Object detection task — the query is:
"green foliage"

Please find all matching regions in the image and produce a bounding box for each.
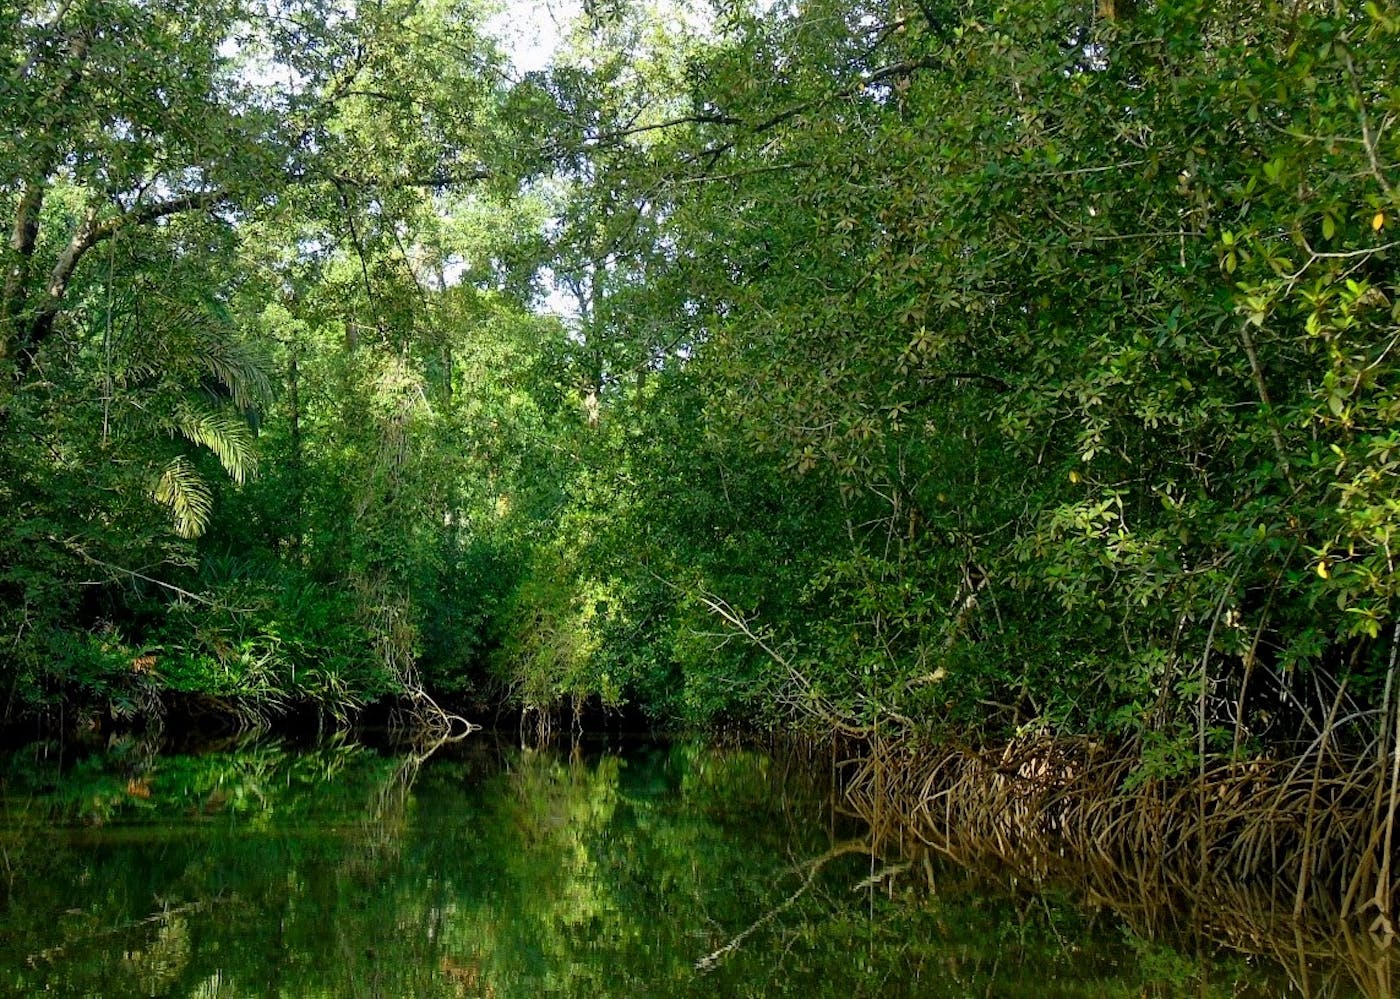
[5,0,1400,750]
[540,0,1400,746]
[0,0,518,726]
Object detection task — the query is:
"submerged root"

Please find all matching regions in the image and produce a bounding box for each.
[844,735,1400,994]
[386,687,479,744]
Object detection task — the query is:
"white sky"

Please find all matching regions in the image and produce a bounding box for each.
[485,0,582,75]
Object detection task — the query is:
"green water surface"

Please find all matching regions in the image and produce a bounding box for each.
[0,736,1350,997]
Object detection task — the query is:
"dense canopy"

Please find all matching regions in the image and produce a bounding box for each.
[2,0,1398,769]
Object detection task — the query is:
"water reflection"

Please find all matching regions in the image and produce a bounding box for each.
[0,735,1351,996]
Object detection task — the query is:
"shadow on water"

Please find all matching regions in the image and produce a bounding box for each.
[0,732,1386,996]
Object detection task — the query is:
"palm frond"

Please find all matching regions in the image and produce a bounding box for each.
[120,299,275,410]
[173,404,258,484]
[201,336,275,411]
[154,456,214,539]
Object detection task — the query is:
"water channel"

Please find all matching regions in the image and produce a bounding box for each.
[0,735,1384,996]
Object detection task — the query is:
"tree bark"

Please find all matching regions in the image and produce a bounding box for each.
[1098,0,1135,22]
[0,181,46,360]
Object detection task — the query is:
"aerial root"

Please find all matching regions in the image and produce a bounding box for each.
[844,734,1400,938]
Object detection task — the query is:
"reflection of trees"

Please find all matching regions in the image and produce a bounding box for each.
[0,737,1324,997]
[694,838,870,972]
[416,739,853,997]
[341,736,443,879]
[1,737,405,995]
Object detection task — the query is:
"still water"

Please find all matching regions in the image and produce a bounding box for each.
[0,735,1350,996]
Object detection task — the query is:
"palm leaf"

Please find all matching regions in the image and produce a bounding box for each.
[199,336,275,411]
[119,299,275,411]
[173,404,258,484]
[154,456,214,539]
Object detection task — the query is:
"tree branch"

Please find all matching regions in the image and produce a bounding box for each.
[686,58,941,173]
[1,26,91,347]
[19,189,232,365]
[586,112,742,146]
[324,166,493,190]
[0,182,46,342]
[12,157,492,376]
